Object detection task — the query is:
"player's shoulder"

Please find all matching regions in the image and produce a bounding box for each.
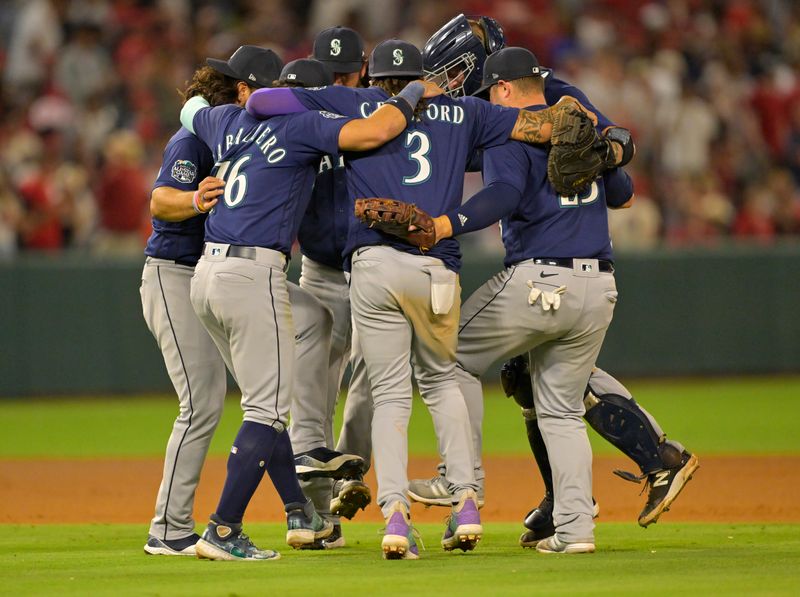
[166,127,210,156]
[544,74,575,90]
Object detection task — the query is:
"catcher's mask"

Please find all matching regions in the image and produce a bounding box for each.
[422,14,506,98]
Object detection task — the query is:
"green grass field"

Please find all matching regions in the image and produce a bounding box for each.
[1,378,799,458]
[2,378,799,594]
[1,523,799,596]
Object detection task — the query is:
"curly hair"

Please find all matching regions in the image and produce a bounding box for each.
[179,66,238,107]
[369,78,428,120]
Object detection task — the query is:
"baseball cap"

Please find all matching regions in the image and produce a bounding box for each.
[313,26,365,73]
[279,59,334,87]
[206,45,284,89]
[369,39,423,78]
[472,47,551,96]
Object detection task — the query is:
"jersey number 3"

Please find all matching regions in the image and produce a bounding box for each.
[403,131,431,185]
[215,155,251,208]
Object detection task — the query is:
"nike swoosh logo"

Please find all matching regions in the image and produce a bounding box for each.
[540,272,559,278]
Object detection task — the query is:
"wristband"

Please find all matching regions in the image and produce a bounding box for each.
[385,81,425,125]
[604,126,634,167]
[192,190,206,214]
[384,96,414,125]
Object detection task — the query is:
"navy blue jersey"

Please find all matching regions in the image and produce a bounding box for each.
[188,104,350,254]
[484,104,620,267]
[289,86,519,271]
[545,75,615,129]
[144,128,215,264]
[297,153,349,270]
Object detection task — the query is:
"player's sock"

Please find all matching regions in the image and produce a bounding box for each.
[214,421,279,524]
[525,417,554,495]
[266,429,307,506]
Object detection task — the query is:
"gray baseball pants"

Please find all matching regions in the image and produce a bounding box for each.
[291,256,349,520]
[456,259,617,543]
[141,257,227,541]
[336,321,373,465]
[190,244,295,429]
[350,246,478,517]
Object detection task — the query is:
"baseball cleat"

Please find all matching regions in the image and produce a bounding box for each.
[296,522,346,550]
[330,477,372,519]
[637,452,700,527]
[381,502,420,560]
[535,535,595,554]
[520,495,600,547]
[143,533,200,556]
[407,475,485,508]
[195,520,280,561]
[285,503,334,549]
[294,447,365,481]
[441,489,482,552]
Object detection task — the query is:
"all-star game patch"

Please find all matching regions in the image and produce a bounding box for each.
[171,159,197,184]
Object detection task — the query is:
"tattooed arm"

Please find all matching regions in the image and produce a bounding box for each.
[510,96,597,144]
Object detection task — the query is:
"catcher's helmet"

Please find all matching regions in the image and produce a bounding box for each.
[422,14,506,97]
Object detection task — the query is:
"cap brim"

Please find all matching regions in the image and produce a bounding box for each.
[206,57,274,88]
[206,58,239,79]
[369,70,423,78]
[472,79,495,96]
[318,58,363,73]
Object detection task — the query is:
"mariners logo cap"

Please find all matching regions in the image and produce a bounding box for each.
[279,59,334,87]
[369,39,423,78]
[206,45,284,89]
[472,47,551,96]
[313,26,365,73]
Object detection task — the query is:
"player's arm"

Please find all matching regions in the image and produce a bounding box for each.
[428,143,530,240]
[337,82,430,151]
[150,177,224,222]
[509,96,598,144]
[246,80,442,120]
[604,167,635,209]
[180,96,211,135]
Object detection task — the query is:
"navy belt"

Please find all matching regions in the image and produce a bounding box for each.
[226,245,258,260]
[203,243,290,270]
[533,258,614,273]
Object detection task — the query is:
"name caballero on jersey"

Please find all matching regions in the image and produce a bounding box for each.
[215,124,288,164]
[359,101,464,124]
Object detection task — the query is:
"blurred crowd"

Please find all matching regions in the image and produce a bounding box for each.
[1,0,799,259]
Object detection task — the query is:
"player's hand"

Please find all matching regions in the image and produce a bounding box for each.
[554,96,598,126]
[417,79,445,98]
[196,176,225,211]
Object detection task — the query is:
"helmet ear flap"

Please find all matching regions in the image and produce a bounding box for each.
[478,16,506,55]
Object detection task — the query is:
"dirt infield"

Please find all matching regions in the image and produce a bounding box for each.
[1,455,798,525]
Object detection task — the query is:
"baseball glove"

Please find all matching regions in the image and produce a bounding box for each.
[547,105,616,196]
[354,198,436,250]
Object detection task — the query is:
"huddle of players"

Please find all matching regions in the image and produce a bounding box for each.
[141,14,698,561]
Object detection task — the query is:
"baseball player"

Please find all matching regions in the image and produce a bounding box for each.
[180,48,427,561]
[142,45,346,558]
[140,59,232,557]
[246,39,596,559]
[287,28,374,549]
[313,26,378,530]
[501,358,699,545]
[412,46,631,553]
[410,14,698,536]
